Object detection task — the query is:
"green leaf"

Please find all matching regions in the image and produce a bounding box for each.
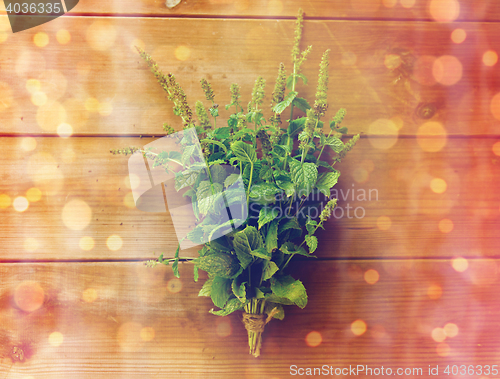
[315,170,340,197]
[196,181,223,215]
[214,127,231,139]
[289,160,318,197]
[276,179,295,197]
[174,166,203,191]
[272,91,297,114]
[233,226,262,269]
[209,164,227,184]
[317,160,336,171]
[264,302,284,320]
[281,242,310,258]
[224,173,241,188]
[306,218,318,234]
[264,293,295,306]
[198,278,213,297]
[292,97,311,113]
[249,183,281,204]
[231,141,257,163]
[194,252,240,278]
[262,261,279,281]
[251,247,271,260]
[296,73,308,85]
[278,218,302,235]
[172,242,181,278]
[337,127,348,134]
[211,276,232,309]
[265,219,279,253]
[207,219,244,242]
[305,235,318,254]
[287,117,306,137]
[210,298,244,316]
[232,279,247,302]
[259,165,273,180]
[271,275,308,309]
[194,265,199,282]
[325,136,345,153]
[258,206,280,229]
[202,139,228,153]
[181,145,196,165]
[255,287,266,299]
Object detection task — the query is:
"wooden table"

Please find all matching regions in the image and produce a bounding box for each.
[1,0,500,377]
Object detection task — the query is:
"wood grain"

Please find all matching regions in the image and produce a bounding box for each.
[0,136,498,261]
[1,0,498,22]
[1,18,500,136]
[0,260,498,378]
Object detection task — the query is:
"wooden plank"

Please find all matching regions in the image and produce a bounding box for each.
[1,0,499,22]
[0,136,499,260]
[1,17,500,136]
[0,259,499,377]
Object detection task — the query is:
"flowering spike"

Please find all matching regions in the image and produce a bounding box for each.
[314,49,330,118]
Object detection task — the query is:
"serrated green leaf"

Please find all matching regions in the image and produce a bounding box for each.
[337,127,348,134]
[272,91,297,114]
[181,145,196,165]
[174,166,203,191]
[292,97,311,113]
[265,219,279,253]
[271,275,308,309]
[289,160,318,197]
[316,170,340,197]
[198,278,213,297]
[232,280,247,302]
[258,206,280,229]
[231,141,257,163]
[278,218,302,235]
[287,117,306,137]
[194,252,240,278]
[280,241,310,257]
[259,165,273,180]
[209,164,227,184]
[249,183,281,204]
[264,302,284,320]
[251,247,271,260]
[325,136,345,153]
[276,179,295,197]
[210,297,244,316]
[317,160,335,171]
[233,226,261,269]
[211,276,232,308]
[262,260,279,281]
[305,235,318,254]
[306,219,318,234]
[196,181,223,215]
[214,127,231,139]
[201,139,227,153]
[264,293,295,306]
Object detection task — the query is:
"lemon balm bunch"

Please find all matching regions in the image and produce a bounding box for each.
[113,9,359,357]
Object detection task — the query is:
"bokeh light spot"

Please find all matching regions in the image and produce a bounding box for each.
[62,199,92,230]
[33,32,49,47]
[383,0,397,8]
[430,177,447,193]
[140,327,155,341]
[86,20,117,51]
[417,121,447,152]
[57,123,73,138]
[174,45,191,61]
[368,118,399,150]
[126,174,141,190]
[364,269,379,285]
[14,281,44,312]
[117,322,143,352]
[0,194,11,209]
[376,216,391,231]
[82,288,97,303]
[451,28,466,44]
[48,332,64,347]
[444,323,458,338]
[431,327,446,342]
[351,320,367,336]
[23,237,39,252]
[427,284,442,299]
[452,257,468,272]
[436,342,450,356]
[36,101,66,132]
[31,91,48,106]
[13,196,29,212]
[107,235,123,251]
[98,101,113,116]
[432,55,462,86]
[483,50,498,67]
[0,81,13,112]
[429,0,460,22]
[166,278,183,294]
[267,0,283,14]
[438,218,454,233]
[26,78,41,94]
[305,331,322,347]
[56,29,71,45]
[79,236,95,251]
[400,0,416,8]
[413,55,437,86]
[21,137,37,151]
[85,97,100,112]
[216,319,232,337]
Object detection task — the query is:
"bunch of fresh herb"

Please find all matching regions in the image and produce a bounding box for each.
[114,9,359,357]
